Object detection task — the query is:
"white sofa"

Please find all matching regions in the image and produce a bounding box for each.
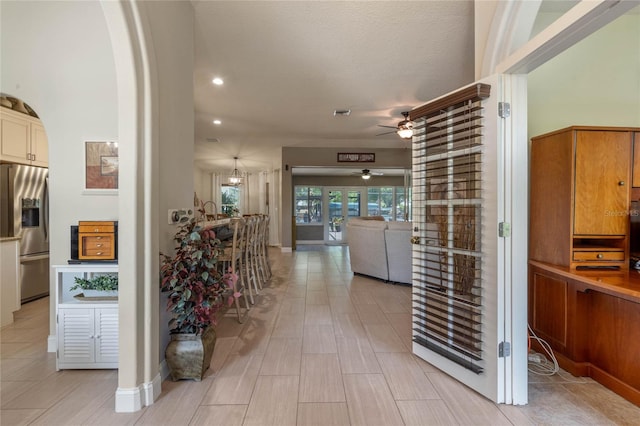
[346,217,412,284]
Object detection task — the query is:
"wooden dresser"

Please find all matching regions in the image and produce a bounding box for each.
[78,221,116,260]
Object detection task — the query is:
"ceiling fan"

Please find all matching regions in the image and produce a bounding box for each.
[352,169,383,180]
[376,111,414,139]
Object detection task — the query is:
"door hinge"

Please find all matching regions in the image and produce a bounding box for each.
[498,102,510,118]
[499,222,511,237]
[499,341,511,358]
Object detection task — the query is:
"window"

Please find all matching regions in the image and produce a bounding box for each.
[295,186,322,223]
[221,185,240,216]
[367,187,411,221]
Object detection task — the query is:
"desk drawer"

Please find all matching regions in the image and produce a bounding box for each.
[572,250,624,262]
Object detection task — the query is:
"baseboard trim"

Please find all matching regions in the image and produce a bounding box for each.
[281,247,292,253]
[142,373,163,406]
[47,335,56,353]
[115,372,164,412]
[115,386,143,413]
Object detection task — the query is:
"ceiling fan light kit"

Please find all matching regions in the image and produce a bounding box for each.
[353,169,382,180]
[396,112,414,139]
[376,111,414,139]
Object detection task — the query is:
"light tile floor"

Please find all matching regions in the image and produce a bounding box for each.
[2,245,639,425]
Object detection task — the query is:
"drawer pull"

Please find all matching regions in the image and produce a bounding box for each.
[618,181,625,186]
[96,236,102,240]
[96,244,102,247]
[96,252,103,255]
[597,253,603,259]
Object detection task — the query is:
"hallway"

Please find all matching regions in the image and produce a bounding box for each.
[1,246,639,425]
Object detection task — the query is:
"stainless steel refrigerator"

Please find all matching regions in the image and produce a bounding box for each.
[1,164,49,303]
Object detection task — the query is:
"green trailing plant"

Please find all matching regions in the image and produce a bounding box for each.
[160,219,239,335]
[70,274,118,291]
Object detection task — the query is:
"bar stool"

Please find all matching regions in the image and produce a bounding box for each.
[241,215,260,303]
[254,215,271,284]
[250,215,266,290]
[217,218,250,322]
[259,214,272,280]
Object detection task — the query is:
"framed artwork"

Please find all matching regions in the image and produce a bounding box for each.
[85,141,118,190]
[337,152,375,163]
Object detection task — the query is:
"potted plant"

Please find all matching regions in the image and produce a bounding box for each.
[160,218,238,381]
[70,274,118,298]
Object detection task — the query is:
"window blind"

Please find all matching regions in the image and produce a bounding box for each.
[411,84,490,374]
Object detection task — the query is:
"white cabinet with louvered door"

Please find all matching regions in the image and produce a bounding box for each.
[54,264,118,370]
[57,306,118,369]
[94,308,118,364]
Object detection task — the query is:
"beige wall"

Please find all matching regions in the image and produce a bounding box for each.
[528,12,640,139]
[145,0,195,357]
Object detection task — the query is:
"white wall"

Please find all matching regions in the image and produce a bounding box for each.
[193,166,212,205]
[1,1,119,337]
[144,0,195,359]
[528,13,640,138]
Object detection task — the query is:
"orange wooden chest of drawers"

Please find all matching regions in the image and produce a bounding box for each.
[78,221,116,260]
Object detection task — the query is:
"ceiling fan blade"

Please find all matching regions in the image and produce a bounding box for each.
[376,130,396,136]
[377,124,398,129]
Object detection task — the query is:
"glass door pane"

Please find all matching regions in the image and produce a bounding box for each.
[327,190,343,243]
[326,188,362,244]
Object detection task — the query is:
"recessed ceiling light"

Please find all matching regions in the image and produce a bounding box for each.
[212,77,224,85]
[333,109,351,116]
[213,119,222,125]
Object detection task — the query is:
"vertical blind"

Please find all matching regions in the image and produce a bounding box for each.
[411,84,490,374]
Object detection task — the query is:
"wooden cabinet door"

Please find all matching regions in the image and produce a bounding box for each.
[0,113,30,164]
[30,122,48,167]
[574,130,630,235]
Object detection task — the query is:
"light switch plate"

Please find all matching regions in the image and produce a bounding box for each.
[168,208,193,225]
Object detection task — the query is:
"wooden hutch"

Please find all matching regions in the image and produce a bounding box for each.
[529,126,640,405]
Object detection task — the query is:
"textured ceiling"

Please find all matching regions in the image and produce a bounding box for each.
[192,1,475,173]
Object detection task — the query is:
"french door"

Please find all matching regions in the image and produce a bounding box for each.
[411,74,528,404]
[325,188,362,244]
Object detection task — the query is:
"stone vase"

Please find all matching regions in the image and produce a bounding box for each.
[165,327,217,381]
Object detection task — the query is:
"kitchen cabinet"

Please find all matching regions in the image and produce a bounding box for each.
[54,264,118,369]
[0,238,21,327]
[0,107,48,166]
[530,126,635,269]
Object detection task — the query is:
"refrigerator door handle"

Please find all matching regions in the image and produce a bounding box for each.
[43,176,49,242]
[21,253,50,262]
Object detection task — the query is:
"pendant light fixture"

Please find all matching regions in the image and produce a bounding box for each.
[228,156,243,186]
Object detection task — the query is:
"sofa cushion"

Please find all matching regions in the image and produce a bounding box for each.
[387,221,412,231]
[385,226,412,284]
[348,219,388,230]
[346,219,389,281]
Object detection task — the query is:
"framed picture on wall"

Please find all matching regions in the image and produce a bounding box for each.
[85,141,118,191]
